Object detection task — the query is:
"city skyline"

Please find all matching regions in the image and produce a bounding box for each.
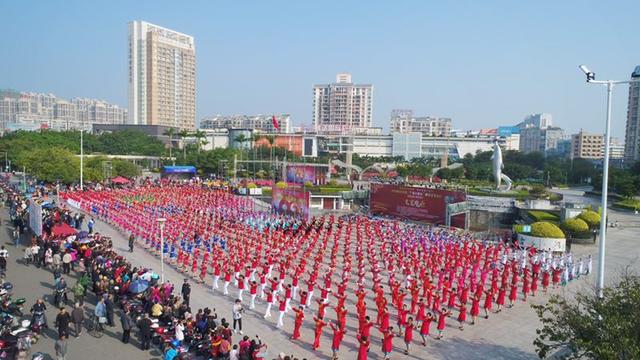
[1,1,638,138]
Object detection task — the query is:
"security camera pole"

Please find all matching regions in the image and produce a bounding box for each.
[578,65,640,298]
[157,217,167,283]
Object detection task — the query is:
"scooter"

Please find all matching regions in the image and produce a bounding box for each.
[53,289,66,308]
[1,298,25,317]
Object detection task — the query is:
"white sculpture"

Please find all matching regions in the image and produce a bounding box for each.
[491,140,512,192]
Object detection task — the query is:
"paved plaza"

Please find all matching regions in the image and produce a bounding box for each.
[2,189,640,360]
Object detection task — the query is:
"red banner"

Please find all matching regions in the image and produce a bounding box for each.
[369,184,466,226]
[272,186,310,219]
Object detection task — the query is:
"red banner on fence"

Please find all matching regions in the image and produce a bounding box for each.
[369,184,466,226]
[272,186,310,219]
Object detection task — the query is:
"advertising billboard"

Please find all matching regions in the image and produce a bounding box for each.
[369,184,466,227]
[272,186,310,219]
[286,165,327,185]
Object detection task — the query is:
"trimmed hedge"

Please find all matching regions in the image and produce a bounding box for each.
[530,221,565,239]
[561,218,589,235]
[528,210,560,222]
[275,181,288,189]
[578,210,601,229]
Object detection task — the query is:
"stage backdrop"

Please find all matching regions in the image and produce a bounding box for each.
[272,186,310,219]
[286,165,327,185]
[369,184,466,227]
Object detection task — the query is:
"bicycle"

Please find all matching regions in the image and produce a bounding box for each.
[87,316,104,338]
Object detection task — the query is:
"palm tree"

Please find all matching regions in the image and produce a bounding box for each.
[265,135,276,181]
[193,130,206,154]
[250,133,263,177]
[179,129,190,161]
[163,128,176,165]
[234,134,248,165]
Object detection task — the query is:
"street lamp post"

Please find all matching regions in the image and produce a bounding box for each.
[157,217,167,283]
[80,124,84,190]
[578,65,640,297]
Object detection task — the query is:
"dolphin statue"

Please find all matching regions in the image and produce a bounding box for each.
[491,140,512,192]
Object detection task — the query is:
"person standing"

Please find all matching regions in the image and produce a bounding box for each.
[232,299,244,334]
[71,303,84,338]
[87,218,95,234]
[94,297,106,331]
[72,281,85,306]
[105,294,115,327]
[138,313,153,350]
[55,335,67,360]
[0,249,7,277]
[128,234,135,253]
[55,307,71,339]
[181,279,191,307]
[120,308,133,344]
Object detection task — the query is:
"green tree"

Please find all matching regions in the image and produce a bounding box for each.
[113,159,141,178]
[178,129,190,160]
[532,271,640,359]
[17,147,79,183]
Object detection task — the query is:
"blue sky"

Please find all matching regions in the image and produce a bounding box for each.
[1,0,638,138]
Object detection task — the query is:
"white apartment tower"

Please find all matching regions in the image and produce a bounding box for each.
[128,21,196,130]
[624,66,640,162]
[313,73,373,134]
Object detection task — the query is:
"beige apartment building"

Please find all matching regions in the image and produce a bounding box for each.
[571,130,603,159]
[128,21,196,130]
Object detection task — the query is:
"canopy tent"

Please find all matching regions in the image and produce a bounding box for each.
[111,176,131,185]
[51,223,77,238]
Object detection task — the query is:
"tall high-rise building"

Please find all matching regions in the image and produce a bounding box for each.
[312,73,373,134]
[128,21,196,130]
[624,66,640,163]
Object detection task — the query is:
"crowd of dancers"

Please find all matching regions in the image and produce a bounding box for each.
[62,184,591,359]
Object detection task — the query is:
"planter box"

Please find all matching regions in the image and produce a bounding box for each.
[518,233,566,252]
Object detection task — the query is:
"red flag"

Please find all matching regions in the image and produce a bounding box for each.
[272,115,279,131]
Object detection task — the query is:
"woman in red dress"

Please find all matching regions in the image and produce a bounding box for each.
[419,311,434,346]
[457,301,467,330]
[522,272,531,301]
[542,268,551,293]
[508,283,518,308]
[436,308,450,339]
[404,317,414,354]
[531,271,539,297]
[357,335,369,360]
[496,285,507,313]
[470,293,481,325]
[483,288,494,318]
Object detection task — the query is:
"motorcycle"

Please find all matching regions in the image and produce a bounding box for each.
[30,311,45,336]
[0,320,34,359]
[1,298,25,317]
[53,289,66,308]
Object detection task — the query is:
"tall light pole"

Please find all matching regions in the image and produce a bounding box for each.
[157,217,167,283]
[578,65,640,297]
[80,124,84,190]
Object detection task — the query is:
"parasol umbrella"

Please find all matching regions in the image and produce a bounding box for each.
[51,223,77,238]
[78,238,92,244]
[129,280,149,294]
[111,176,131,185]
[77,231,89,239]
